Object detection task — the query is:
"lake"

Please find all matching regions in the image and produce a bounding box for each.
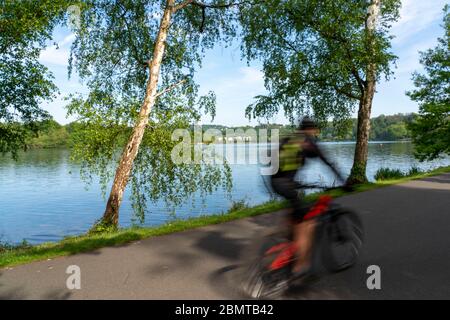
[1,141,448,244]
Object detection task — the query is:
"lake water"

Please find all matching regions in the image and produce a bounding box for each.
[1,142,449,244]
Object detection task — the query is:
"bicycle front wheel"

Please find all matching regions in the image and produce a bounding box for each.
[239,236,292,299]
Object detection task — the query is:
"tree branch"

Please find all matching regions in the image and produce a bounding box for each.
[172,0,252,12]
[155,79,187,98]
[332,84,361,100]
[172,0,194,12]
[296,77,361,100]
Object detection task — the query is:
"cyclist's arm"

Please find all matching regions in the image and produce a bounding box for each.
[319,152,345,183]
[303,138,346,183]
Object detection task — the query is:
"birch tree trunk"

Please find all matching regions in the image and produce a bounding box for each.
[348,0,380,185]
[101,0,175,227]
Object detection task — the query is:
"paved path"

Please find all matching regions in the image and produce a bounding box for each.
[1,174,449,299]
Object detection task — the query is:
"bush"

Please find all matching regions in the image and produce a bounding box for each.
[88,219,119,235]
[374,168,405,181]
[228,199,249,213]
[375,166,425,181]
[407,166,423,176]
[0,239,32,253]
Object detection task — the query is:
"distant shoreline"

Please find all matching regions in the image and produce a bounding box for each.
[23,139,413,150]
[22,113,415,149]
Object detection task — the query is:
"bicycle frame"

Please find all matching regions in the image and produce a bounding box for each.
[264,195,334,271]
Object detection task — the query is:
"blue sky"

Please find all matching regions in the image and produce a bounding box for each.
[39,0,448,126]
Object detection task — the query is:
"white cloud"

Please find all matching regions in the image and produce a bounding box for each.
[391,0,446,44]
[39,33,75,66]
[211,67,264,95]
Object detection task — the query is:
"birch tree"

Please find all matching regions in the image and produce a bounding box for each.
[68,0,243,229]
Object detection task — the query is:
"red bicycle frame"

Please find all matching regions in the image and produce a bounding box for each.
[265,195,333,271]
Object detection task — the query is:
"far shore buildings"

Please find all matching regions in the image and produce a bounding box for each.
[214,136,253,143]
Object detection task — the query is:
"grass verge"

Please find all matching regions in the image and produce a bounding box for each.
[1,165,449,268]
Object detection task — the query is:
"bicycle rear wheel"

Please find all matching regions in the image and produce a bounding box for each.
[322,209,364,272]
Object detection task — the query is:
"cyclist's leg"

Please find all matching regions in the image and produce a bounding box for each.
[270,177,297,237]
[291,196,317,275]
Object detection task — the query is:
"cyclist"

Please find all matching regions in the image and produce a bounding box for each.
[271,117,346,280]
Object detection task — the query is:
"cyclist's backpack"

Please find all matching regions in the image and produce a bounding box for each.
[278,134,304,173]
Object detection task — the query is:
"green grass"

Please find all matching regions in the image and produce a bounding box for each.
[1,165,449,268]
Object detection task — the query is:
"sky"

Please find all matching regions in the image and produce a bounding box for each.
[39,0,448,127]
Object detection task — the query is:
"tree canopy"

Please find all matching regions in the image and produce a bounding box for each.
[0,0,71,159]
[239,0,399,124]
[238,0,400,184]
[407,5,450,161]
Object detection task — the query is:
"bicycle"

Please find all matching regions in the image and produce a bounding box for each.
[239,184,364,299]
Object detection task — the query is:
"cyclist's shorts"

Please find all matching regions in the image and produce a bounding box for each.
[271,177,307,223]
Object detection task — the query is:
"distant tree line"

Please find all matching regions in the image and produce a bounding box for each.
[201,113,415,142]
[22,113,415,149]
[320,113,414,141]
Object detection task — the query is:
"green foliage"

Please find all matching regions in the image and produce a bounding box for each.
[25,120,70,148]
[374,166,424,181]
[407,6,450,161]
[239,0,400,184]
[0,239,32,254]
[0,0,74,159]
[320,113,414,141]
[88,219,119,235]
[407,166,423,176]
[228,198,249,212]
[239,0,400,124]
[66,1,238,222]
[407,5,450,161]
[374,167,403,181]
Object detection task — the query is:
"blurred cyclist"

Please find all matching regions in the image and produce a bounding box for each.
[271,117,346,279]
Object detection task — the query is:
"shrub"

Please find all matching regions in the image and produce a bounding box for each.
[407,166,423,176]
[375,166,425,181]
[374,167,405,181]
[0,239,32,253]
[228,199,249,213]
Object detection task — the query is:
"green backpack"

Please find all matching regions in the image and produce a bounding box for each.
[279,135,304,173]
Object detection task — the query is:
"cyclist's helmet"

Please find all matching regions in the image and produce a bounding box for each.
[298,116,318,131]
